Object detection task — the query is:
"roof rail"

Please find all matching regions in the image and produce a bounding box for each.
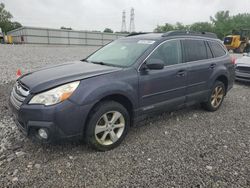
[126,32,150,37]
[162,30,218,39]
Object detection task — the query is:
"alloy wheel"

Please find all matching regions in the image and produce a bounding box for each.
[211,86,224,108]
[95,111,125,146]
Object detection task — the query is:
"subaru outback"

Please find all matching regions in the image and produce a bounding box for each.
[9,31,235,151]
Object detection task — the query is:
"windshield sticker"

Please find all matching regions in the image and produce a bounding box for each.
[138,40,155,45]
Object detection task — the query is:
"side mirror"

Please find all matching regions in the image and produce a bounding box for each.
[145,59,164,70]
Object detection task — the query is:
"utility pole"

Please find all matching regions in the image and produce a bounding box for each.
[121,10,127,32]
[129,8,135,33]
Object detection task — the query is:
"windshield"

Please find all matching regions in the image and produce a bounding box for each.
[87,39,155,67]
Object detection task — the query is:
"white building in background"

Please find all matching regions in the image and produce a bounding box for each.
[7,26,125,46]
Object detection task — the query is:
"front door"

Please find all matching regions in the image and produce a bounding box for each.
[138,39,187,113]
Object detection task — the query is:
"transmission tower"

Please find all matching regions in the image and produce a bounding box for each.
[121,10,127,32]
[129,8,135,33]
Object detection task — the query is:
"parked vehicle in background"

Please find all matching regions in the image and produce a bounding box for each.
[235,52,250,82]
[9,31,235,151]
[224,29,250,53]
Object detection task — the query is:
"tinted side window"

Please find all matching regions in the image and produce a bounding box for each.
[147,40,182,66]
[206,42,213,59]
[183,40,207,62]
[208,41,226,57]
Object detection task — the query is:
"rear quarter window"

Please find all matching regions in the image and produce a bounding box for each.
[208,41,226,58]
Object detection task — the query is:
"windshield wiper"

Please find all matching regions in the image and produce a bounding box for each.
[83,59,120,67]
[81,59,90,63]
[82,59,105,65]
[91,61,106,65]
[90,61,117,67]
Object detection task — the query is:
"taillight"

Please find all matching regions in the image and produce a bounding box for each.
[231,57,236,65]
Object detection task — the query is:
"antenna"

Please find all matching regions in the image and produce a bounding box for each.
[129,8,135,33]
[121,10,127,32]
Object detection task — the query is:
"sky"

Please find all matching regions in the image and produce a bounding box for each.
[2,0,250,32]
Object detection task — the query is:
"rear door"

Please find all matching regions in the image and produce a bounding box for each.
[182,39,215,104]
[138,39,187,113]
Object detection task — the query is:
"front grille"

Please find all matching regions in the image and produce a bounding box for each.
[236,66,250,74]
[10,81,30,110]
[224,37,233,45]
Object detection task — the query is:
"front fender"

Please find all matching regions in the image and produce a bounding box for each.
[70,69,139,109]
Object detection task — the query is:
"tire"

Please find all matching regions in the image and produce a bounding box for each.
[234,43,245,53]
[85,101,130,151]
[202,81,226,112]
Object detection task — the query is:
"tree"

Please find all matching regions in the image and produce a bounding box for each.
[175,22,187,30]
[0,3,12,22]
[190,22,214,33]
[210,10,232,39]
[230,13,250,31]
[154,23,174,32]
[103,28,113,33]
[154,11,250,40]
[154,22,189,33]
[0,3,22,33]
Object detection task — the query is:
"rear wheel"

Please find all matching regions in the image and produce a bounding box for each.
[85,101,130,151]
[234,43,245,53]
[202,81,225,111]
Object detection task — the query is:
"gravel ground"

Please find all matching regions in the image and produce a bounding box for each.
[0,44,249,187]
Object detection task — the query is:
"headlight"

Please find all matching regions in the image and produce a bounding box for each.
[29,81,80,106]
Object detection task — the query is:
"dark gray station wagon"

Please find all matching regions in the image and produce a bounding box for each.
[9,31,235,151]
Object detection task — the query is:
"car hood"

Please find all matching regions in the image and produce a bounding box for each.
[19,61,122,93]
[236,56,250,67]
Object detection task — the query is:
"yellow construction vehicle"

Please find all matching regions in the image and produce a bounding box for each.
[224,29,250,53]
[5,35,13,44]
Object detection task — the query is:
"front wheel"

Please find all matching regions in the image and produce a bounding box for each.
[202,81,225,111]
[85,101,130,151]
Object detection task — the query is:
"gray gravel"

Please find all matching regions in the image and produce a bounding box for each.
[0,44,250,187]
[0,44,98,84]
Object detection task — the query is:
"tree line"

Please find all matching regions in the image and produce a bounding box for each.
[154,11,250,39]
[0,3,22,33]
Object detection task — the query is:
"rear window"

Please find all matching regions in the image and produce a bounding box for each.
[208,41,226,58]
[182,40,208,62]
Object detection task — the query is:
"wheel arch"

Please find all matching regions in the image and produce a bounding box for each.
[84,93,135,135]
[98,94,134,120]
[215,75,228,93]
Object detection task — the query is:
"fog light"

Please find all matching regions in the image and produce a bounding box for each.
[38,128,48,139]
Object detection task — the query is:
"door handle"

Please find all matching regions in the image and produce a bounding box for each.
[176,70,186,77]
[210,63,216,69]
